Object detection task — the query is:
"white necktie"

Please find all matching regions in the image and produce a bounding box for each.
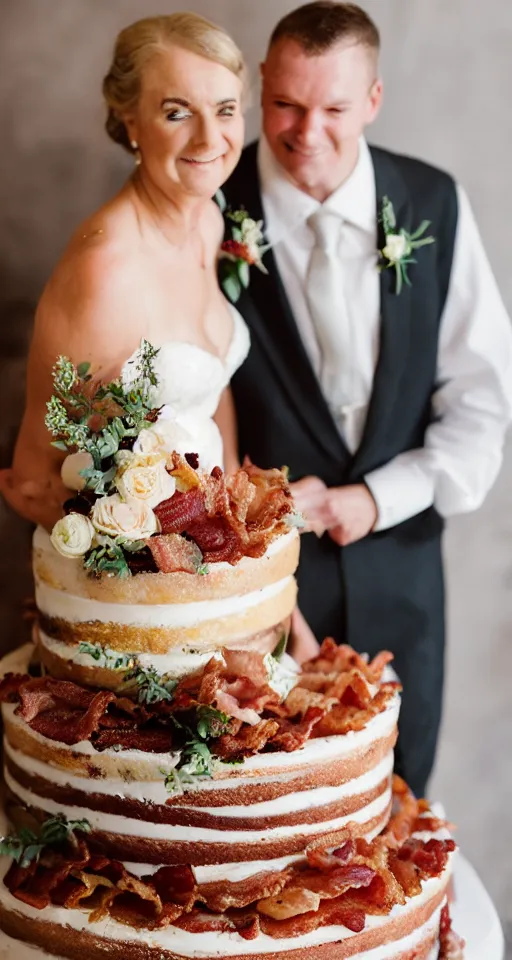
[306,210,353,406]
[305,211,365,449]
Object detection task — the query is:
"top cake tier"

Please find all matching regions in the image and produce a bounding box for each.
[33,525,299,689]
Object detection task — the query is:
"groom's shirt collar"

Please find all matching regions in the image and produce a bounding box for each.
[257,134,377,245]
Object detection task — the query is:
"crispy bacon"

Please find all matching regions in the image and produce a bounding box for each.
[20,683,116,746]
[151,865,196,910]
[382,775,420,849]
[197,869,292,913]
[396,838,456,878]
[5,840,191,931]
[187,517,245,564]
[293,864,377,900]
[268,706,325,752]
[154,488,206,534]
[213,719,280,760]
[18,677,99,721]
[174,907,262,940]
[193,653,280,726]
[439,903,465,959]
[306,837,357,872]
[93,727,173,753]
[258,897,366,938]
[147,534,203,574]
[303,640,393,686]
[313,683,398,738]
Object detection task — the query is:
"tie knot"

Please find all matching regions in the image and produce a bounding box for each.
[307,210,342,254]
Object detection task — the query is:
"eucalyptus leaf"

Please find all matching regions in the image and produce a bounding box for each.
[237,260,250,289]
[222,273,242,304]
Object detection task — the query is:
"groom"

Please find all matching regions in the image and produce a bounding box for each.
[223,1,512,797]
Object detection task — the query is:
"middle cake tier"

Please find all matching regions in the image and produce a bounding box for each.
[1,642,398,868]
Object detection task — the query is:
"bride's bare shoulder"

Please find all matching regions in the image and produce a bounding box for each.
[33,190,146,366]
[39,191,143,325]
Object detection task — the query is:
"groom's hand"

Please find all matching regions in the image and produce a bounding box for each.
[327,485,378,546]
[290,477,378,545]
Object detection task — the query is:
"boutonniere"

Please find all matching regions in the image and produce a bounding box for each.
[379,196,435,295]
[216,190,271,303]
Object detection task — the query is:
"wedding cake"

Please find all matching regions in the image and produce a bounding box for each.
[0,348,463,959]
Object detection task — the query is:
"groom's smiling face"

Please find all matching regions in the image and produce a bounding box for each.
[261,38,382,201]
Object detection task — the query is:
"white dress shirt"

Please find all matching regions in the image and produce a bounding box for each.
[258,135,512,531]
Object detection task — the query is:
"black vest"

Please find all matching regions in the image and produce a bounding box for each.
[223,142,458,657]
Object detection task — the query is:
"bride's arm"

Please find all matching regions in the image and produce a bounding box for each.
[0,248,142,531]
[214,386,240,475]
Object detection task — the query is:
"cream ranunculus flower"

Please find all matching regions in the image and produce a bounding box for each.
[382,233,409,263]
[91,494,158,540]
[115,451,176,509]
[133,409,193,459]
[51,513,95,558]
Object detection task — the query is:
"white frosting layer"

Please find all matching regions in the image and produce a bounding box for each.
[123,820,385,883]
[1,691,399,779]
[4,765,391,842]
[3,739,392,815]
[35,575,292,628]
[0,848,450,957]
[38,630,225,677]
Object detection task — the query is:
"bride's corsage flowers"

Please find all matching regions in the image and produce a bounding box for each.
[379,195,435,295]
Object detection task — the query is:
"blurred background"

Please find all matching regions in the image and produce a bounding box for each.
[0,0,511,943]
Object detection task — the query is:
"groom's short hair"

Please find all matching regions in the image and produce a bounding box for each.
[268,2,380,56]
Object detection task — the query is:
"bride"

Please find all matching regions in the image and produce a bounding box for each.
[0,12,318,662]
[0,13,248,532]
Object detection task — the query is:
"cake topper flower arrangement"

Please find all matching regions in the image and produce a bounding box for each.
[45,343,296,579]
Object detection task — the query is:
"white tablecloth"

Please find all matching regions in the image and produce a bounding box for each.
[451,854,505,960]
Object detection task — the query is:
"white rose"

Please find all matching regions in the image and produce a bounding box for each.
[60,451,94,491]
[382,233,409,263]
[133,412,192,458]
[115,452,176,508]
[241,217,264,260]
[91,494,158,540]
[51,513,95,558]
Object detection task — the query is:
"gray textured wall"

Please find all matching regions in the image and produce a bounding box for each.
[1,0,511,926]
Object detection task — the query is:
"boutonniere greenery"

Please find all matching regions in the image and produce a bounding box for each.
[216,190,270,303]
[379,196,435,295]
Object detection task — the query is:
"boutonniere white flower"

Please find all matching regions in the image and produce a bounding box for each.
[379,196,435,295]
[216,191,271,303]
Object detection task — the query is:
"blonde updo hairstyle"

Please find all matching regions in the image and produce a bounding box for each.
[103,13,246,154]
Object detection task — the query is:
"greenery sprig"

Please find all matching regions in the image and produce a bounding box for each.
[123,664,177,705]
[0,815,91,868]
[45,340,160,484]
[77,641,135,672]
[83,534,146,579]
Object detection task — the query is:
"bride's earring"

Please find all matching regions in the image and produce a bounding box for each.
[130,139,142,166]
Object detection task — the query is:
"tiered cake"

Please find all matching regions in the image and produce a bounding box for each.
[0,349,463,959]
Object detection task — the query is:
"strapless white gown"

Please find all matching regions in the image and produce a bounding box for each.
[121,304,250,473]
